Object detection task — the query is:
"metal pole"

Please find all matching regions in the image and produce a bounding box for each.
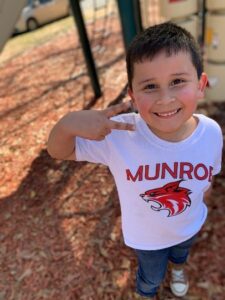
[69,0,102,99]
[133,0,143,33]
[116,0,143,50]
[201,0,206,47]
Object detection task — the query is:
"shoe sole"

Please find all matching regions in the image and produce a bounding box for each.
[170,282,189,297]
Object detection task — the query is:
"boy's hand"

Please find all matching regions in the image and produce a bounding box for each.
[71,101,135,141]
[47,102,135,160]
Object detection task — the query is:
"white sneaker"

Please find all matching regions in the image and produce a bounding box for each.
[170,268,189,297]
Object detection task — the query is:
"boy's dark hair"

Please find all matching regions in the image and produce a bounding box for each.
[126,22,203,89]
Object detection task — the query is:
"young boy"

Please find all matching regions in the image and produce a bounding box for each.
[47,22,223,299]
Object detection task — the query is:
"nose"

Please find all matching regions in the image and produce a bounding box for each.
[155,89,175,105]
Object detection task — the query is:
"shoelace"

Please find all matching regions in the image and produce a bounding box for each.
[171,269,186,283]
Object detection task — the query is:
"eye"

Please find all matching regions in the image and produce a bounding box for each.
[171,78,184,86]
[144,83,158,91]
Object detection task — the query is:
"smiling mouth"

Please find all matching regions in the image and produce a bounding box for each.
[154,108,181,117]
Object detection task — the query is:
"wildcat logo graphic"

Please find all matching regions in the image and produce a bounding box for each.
[140,180,191,217]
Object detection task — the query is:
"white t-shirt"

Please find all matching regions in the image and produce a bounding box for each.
[75,113,223,250]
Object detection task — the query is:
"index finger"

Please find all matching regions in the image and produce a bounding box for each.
[103,102,131,118]
[108,119,135,131]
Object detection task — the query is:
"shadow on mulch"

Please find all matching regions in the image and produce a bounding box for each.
[0,149,137,299]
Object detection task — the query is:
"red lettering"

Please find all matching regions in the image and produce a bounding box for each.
[126,163,212,182]
[161,162,178,179]
[208,166,213,182]
[180,162,193,179]
[194,163,208,180]
[145,164,160,180]
[126,166,143,182]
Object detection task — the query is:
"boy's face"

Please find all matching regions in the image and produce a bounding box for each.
[128,51,208,141]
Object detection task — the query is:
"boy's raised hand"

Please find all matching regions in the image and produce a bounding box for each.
[47,101,135,160]
[67,101,135,141]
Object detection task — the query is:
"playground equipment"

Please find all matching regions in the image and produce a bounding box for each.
[159,0,198,20]
[159,0,199,40]
[206,0,225,11]
[0,0,27,52]
[1,0,225,102]
[205,0,225,101]
[0,0,141,100]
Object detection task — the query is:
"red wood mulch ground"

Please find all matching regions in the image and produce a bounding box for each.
[0,14,225,300]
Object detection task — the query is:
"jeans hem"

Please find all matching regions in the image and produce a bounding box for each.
[136,290,157,298]
[169,257,188,264]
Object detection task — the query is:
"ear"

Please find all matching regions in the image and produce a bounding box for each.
[164,181,180,192]
[197,72,208,98]
[127,87,138,110]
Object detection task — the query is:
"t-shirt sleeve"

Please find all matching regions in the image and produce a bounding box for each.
[75,136,110,165]
[212,124,223,175]
[74,112,136,166]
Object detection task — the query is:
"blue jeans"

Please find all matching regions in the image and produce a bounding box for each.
[134,234,197,298]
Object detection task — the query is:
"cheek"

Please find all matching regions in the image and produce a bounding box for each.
[177,88,197,105]
[134,95,152,112]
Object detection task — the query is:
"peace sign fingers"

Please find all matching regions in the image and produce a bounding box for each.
[103,101,132,118]
[107,119,135,131]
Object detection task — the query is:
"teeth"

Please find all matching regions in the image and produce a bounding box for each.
[156,109,179,117]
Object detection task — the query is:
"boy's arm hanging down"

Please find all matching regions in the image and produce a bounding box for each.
[47,102,135,161]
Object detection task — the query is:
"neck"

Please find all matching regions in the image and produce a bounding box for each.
[149,116,198,142]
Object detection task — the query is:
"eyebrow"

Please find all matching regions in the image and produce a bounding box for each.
[138,78,155,85]
[138,72,189,85]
